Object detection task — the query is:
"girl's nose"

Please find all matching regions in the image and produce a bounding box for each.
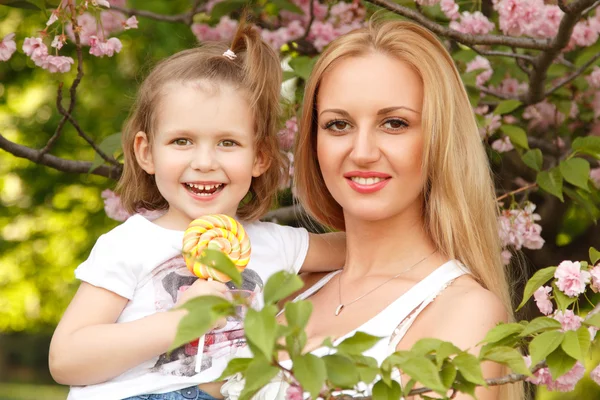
[189,146,218,172]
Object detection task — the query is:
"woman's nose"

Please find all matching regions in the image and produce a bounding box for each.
[349,128,380,166]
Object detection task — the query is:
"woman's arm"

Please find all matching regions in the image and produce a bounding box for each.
[300,232,346,272]
[49,279,226,386]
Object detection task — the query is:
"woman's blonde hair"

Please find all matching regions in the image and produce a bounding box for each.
[295,20,521,399]
[116,20,285,221]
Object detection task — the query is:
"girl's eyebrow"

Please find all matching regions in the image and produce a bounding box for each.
[319,106,420,117]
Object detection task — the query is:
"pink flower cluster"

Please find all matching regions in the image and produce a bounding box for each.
[591,264,600,292]
[475,106,501,138]
[466,56,492,87]
[0,33,17,62]
[101,189,164,222]
[525,356,585,392]
[523,100,565,131]
[440,0,459,20]
[489,78,528,97]
[554,261,591,297]
[89,35,123,57]
[192,16,238,42]
[286,383,303,400]
[450,11,495,35]
[278,117,298,151]
[22,37,74,73]
[592,364,600,387]
[495,0,562,39]
[533,286,553,315]
[554,309,583,331]
[491,136,514,153]
[498,202,544,264]
[587,67,600,89]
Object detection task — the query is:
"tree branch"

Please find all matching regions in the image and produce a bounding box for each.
[0,133,122,179]
[110,5,191,23]
[471,47,536,64]
[546,51,600,96]
[363,0,552,50]
[479,86,516,100]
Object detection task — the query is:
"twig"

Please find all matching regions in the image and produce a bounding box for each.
[363,0,552,50]
[478,86,516,100]
[0,133,122,179]
[496,182,538,202]
[470,46,536,64]
[187,0,205,25]
[110,5,191,23]
[582,0,600,15]
[38,84,69,156]
[546,51,600,96]
[301,0,316,40]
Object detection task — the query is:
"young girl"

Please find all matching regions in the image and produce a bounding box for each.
[48,21,345,400]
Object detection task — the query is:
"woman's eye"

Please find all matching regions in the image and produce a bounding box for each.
[325,120,351,132]
[383,118,408,130]
[172,138,191,146]
[218,139,238,147]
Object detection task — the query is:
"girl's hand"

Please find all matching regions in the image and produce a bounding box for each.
[174,279,228,308]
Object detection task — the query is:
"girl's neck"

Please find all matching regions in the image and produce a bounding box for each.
[341,208,438,281]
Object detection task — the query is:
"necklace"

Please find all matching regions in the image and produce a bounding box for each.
[334,250,437,316]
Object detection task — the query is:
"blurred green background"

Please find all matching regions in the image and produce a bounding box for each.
[1,1,599,399]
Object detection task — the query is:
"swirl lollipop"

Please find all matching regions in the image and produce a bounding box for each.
[182,214,251,282]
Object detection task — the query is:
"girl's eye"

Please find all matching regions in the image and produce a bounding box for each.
[218,139,238,147]
[382,118,408,131]
[324,120,351,132]
[172,138,192,146]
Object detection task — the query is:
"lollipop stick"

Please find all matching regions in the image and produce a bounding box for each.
[194,334,205,373]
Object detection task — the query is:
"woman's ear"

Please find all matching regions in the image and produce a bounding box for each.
[252,150,271,178]
[133,131,155,174]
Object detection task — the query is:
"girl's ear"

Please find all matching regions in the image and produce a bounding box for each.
[133,131,155,174]
[252,149,271,178]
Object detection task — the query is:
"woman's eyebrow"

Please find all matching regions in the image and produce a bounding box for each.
[319,108,350,117]
[377,106,421,115]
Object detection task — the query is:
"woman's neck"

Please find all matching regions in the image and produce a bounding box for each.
[341,208,438,280]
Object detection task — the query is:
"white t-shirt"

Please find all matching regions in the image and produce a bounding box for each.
[68,214,309,400]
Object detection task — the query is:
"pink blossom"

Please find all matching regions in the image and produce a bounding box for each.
[309,21,338,52]
[591,168,600,189]
[554,261,591,297]
[329,1,366,25]
[450,11,495,35]
[43,55,74,73]
[590,264,600,292]
[101,189,130,221]
[495,0,544,36]
[0,33,17,62]
[282,0,328,25]
[466,56,492,86]
[440,0,460,20]
[529,6,563,39]
[89,36,122,57]
[191,16,238,42]
[474,105,489,115]
[492,136,514,153]
[123,16,138,30]
[587,66,600,89]
[22,37,49,66]
[592,364,600,387]
[100,10,126,34]
[498,202,545,252]
[590,326,598,341]
[93,0,111,8]
[554,309,583,331]
[278,117,298,151]
[286,383,303,400]
[533,286,553,315]
[46,10,59,26]
[51,35,66,50]
[503,115,517,124]
[523,100,565,131]
[548,361,585,392]
[524,355,554,386]
[568,21,599,50]
[501,249,512,265]
[493,78,528,97]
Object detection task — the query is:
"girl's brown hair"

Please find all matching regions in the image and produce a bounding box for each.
[295,20,521,399]
[116,19,285,221]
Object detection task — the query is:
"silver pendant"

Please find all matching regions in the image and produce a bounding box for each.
[335,304,344,316]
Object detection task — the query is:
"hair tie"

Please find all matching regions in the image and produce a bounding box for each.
[222,49,236,60]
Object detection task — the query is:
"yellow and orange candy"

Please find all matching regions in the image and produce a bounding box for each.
[182,214,251,282]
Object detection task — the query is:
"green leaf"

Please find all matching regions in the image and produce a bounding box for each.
[480,323,525,344]
[501,125,529,149]
[89,132,122,173]
[546,347,577,380]
[576,326,592,357]
[553,283,578,311]
[348,354,380,383]
[289,56,318,80]
[494,100,522,115]
[263,270,304,305]
[292,353,326,399]
[461,69,481,88]
[284,300,312,330]
[210,0,248,21]
[536,168,564,201]
[529,330,565,366]
[244,306,278,359]
[589,247,600,265]
[584,313,600,328]
[238,358,280,399]
[171,295,234,350]
[194,248,242,286]
[323,354,360,388]
[564,187,599,222]
[517,266,557,310]
[372,380,402,400]
[572,136,600,159]
[479,346,530,376]
[436,341,462,368]
[271,0,303,13]
[410,338,444,356]
[439,361,457,389]
[399,356,447,395]
[453,377,477,399]
[574,40,600,67]
[0,0,44,9]
[519,317,562,337]
[218,357,253,380]
[336,332,383,355]
[561,330,584,361]
[560,158,591,192]
[521,149,543,171]
[452,353,486,387]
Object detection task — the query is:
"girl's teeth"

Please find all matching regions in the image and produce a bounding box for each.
[350,177,384,185]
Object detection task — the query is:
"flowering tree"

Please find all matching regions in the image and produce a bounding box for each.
[1,0,600,396]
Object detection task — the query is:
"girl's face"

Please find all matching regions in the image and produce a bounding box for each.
[316,52,426,226]
[135,80,268,230]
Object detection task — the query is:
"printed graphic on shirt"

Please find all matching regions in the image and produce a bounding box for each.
[149,256,263,377]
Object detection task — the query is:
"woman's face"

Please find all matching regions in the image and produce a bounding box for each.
[316,52,426,225]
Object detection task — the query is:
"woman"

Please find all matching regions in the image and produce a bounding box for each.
[291,19,521,399]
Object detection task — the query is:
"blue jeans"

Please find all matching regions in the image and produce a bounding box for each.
[123,386,218,400]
